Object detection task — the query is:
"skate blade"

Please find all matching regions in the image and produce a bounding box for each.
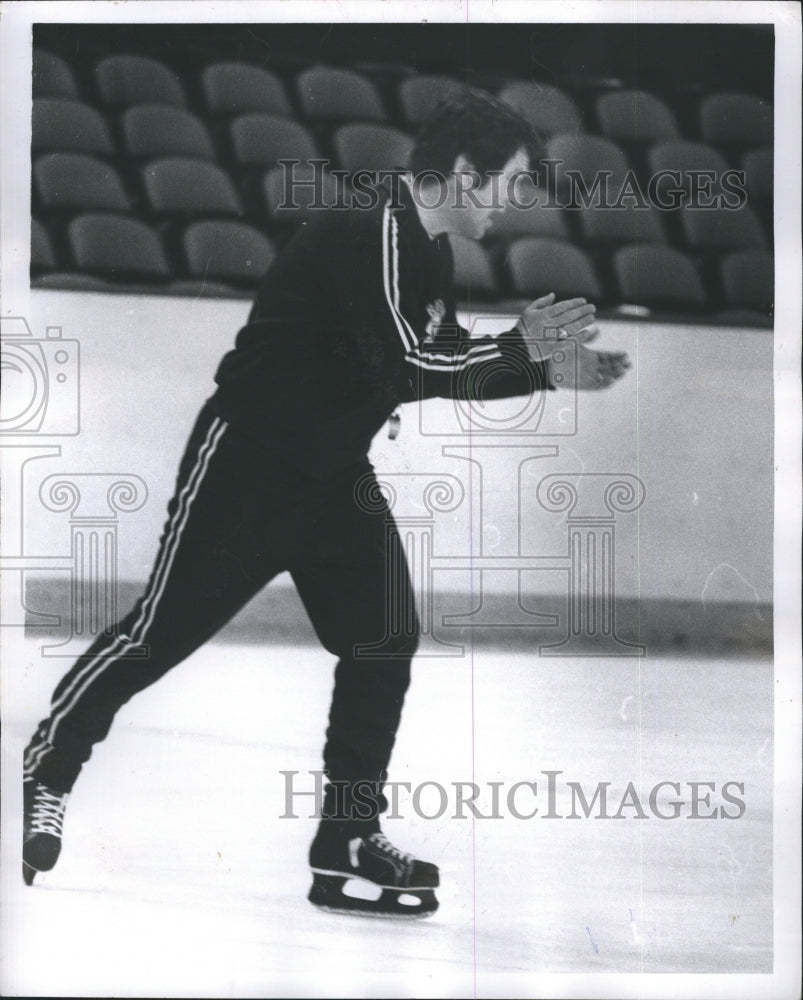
[22,862,38,886]
[309,874,438,919]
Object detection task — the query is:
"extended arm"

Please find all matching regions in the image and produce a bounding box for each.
[377,213,553,400]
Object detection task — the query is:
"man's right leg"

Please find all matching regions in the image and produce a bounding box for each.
[23,405,285,880]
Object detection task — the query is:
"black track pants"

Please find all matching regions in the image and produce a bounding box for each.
[24,404,418,797]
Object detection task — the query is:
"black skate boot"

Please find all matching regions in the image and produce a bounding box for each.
[309,823,439,919]
[23,778,69,885]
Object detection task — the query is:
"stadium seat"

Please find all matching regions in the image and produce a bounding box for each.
[595,89,681,145]
[506,238,601,300]
[32,98,116,156]
[122,105,215,160]
[699,91,773,148]
[34,152,131,211]
[741,146,773,201]
[33,50,79,98]
[68,213,171,280]
[333,123,413,174]
[167,279,242,298]
[142,159,242,216]
[32,272,112,291]
[201,62,292,116]
[648,140,730,178]
[489,173,569,240]
[263,162,340,224]
[647,140,732,202]
[713,308,772,328]
[353,60,415,86]
[296,66,385,121]
[499,82,584,136]
[576,202,666,245]
[230,114,319,167]
[545,134,631,197]
[679,204,766,251]
[31,218,57,272]
[719,249,773,313]
[612,244,706,309]
[398,75,466,126]
[182,220,275,286]
[95,54,186,107]
[449,236,497,301]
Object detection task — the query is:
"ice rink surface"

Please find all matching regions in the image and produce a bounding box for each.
[4,637,773,997]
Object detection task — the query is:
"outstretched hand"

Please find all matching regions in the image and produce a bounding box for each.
[552,342,631,389]
[518,291,631,389]
[518,292,599,359]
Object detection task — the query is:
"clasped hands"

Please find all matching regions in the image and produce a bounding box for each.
[518,292,631,390]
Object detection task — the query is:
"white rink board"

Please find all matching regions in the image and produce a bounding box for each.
[19,290,774,606]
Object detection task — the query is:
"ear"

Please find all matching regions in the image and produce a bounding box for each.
[452,154,475,174]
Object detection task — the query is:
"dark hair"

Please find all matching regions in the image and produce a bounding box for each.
[408,87,541,182]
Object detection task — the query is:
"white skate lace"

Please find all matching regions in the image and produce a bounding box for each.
[29,786,68,837]
[367,832,414,867]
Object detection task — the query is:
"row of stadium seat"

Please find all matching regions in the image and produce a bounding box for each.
[32,97,773,201]
[30,48,773,324]
[31,213,773,321]
[34,50,773,150]
[32,100,414,172]
[32,215,273,285]
[31,152,770,254]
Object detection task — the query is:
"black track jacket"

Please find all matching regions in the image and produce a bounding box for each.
[210,182,553,480]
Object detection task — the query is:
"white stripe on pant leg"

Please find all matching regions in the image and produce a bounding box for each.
[24,739,50,775]
[43,416,225,729]
[43,418,228,744]
[129,417,228,644]
[45,417,227,740]
[25,745,47,775]
[34,410,221,752]
[127,418,229,644]
[35,632,128,757]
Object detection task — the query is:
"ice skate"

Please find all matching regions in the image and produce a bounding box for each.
[23,779,69,885]
[309,829,439,919]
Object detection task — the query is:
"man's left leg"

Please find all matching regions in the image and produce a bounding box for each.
[290,470,438,917]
